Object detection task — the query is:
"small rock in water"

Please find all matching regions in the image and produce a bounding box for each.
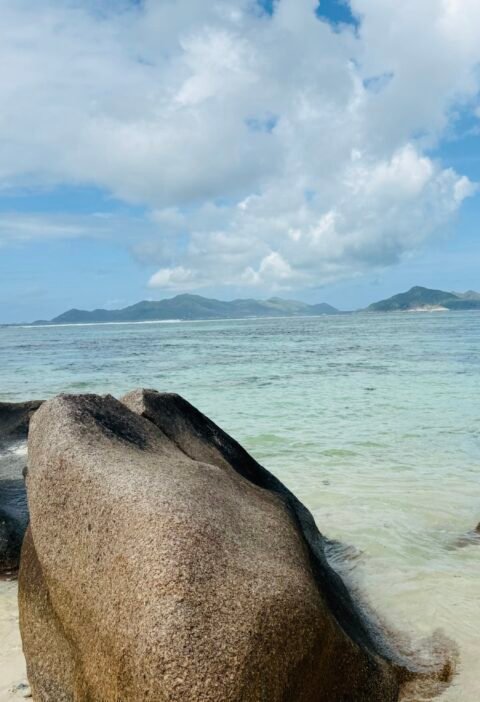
[452,522,480,549]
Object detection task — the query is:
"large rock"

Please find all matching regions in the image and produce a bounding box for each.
[20,391,451,701]
[0,400,42,573]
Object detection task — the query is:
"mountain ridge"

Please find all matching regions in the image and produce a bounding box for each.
[34,293,341,325]
[367,286,480,312]
[30,286,480,325]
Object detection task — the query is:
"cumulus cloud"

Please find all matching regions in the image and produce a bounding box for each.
[0,0,479,291]
[148,265,198,290]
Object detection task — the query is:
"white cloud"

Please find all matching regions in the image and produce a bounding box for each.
[0,211,153,247]
[0,215,90,245]
[241,251,299,287]
[0,0,479,291]
[148,265,198,290]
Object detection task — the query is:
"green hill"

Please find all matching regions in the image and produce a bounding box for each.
[367,286,480,312]
[31,287,480,325]
[38,294,340,325]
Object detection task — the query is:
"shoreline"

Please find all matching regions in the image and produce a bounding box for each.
[14,313,345,329]
[5,309,480,330]
[0,578,27,701]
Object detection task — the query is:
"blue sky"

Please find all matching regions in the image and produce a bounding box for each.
[1,0,480,322]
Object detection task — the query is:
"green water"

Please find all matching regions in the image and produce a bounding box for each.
[1,312,479,699]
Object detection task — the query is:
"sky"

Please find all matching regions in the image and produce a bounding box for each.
[1,0,480,322]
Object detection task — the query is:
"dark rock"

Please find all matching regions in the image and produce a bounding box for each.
[451,522,480,549]
[0,479,29,574]
[0,400,42,574]
[20,391,453,701]
[0,400,43,446]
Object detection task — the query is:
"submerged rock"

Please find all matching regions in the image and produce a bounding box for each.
[20,391,452,701]
[0,400,42,574]
[452,522,480,549]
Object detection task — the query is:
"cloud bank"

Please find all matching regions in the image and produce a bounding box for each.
[0,0,479,291]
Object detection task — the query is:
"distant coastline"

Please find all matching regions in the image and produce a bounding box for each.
[3,286,480,327]
[30,295,343,326]
[366,286,480,313]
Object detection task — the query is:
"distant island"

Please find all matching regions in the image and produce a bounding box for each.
[367,286,480,312]
[33,294,341,325]
[29,286,480,325]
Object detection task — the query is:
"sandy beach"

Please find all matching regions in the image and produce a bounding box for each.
[0,579,27,701]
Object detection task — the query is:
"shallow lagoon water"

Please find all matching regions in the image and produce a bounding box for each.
[1,312,479,699]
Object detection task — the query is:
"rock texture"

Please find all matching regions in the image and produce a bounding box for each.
[20,391,451,701]
[0,400,42,573]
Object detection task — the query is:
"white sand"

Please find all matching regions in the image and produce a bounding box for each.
[0,580,28,701]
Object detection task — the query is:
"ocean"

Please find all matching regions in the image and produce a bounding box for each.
[1,312,480,700]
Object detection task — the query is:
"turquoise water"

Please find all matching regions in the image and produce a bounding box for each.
[1,312,480,699]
